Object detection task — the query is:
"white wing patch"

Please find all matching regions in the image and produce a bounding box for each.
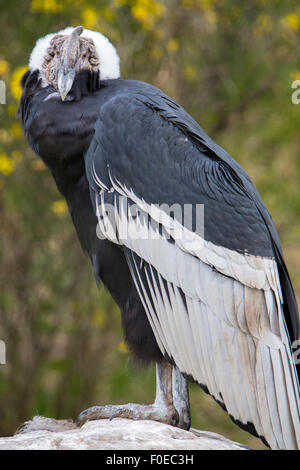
[109,177,283,295]
[94,173,300,449]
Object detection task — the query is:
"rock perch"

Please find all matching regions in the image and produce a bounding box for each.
[0,416,249,450]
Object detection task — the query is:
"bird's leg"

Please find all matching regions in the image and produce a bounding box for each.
[172,365,190,429]
[76,361,190,429]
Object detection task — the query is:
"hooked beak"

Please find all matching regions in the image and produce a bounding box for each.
[57,26,83,101]
[57,68,76,101]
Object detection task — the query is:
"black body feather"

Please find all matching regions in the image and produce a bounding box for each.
[18,70,164,363]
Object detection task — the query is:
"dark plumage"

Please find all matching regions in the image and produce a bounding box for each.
[18,28,300,449]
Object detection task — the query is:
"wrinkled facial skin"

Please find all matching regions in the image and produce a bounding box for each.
[42,34,100,93]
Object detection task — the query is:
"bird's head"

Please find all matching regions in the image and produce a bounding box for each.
[29,26,120,100]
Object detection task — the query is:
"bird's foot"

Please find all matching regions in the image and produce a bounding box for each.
[76,402,179,428]
[77,362,190,430]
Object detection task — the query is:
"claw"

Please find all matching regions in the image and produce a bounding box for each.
[76,406,102,427]
[109,411,118,421]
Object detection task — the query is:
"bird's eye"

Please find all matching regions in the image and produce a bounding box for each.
[56,50,60,56]
[82,54,87,59]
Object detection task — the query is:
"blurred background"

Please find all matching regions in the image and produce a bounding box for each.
[0,0,300,449]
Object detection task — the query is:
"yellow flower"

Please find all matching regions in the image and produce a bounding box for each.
[167,39,179,53]
[290,70,300,82]
[118,340,129,354]
[81,7,99,30]
[0,59,9,76]
[283,13,299,32]
[10,122,22,138]
[91,311,107,328]
[0,154,15,175]
[131,0,165,30]
[51,199,68,217]
[11,65,28,101]
[183,64,197,81]
[254,14,273,38]
[31,0,62,13]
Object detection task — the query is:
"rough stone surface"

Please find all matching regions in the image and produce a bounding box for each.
[0,416,249,450]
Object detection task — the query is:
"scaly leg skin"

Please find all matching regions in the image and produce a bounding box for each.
[172,365,190,429]
[76,361,190,430]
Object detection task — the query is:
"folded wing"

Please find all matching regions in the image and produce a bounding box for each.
[85,90,300,449]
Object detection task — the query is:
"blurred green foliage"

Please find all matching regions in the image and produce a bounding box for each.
[0,0,300,449]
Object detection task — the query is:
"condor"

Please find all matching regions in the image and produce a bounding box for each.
[18,26,300,449]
